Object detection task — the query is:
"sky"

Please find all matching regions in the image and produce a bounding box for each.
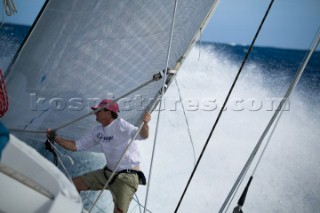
[204,0,320,50]
[1,0,319,50]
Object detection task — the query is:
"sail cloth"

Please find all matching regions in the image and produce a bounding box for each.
[2,0,220,146]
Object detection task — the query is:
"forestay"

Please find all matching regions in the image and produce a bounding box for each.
[3,0,220,147]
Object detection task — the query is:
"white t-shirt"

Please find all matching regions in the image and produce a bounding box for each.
[75,118,143,171]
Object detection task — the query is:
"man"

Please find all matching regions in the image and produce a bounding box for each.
[47,99,151,213]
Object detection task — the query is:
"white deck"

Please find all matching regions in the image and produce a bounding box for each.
[0,134,84,213]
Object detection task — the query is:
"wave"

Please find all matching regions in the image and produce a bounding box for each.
[135,45,320,212]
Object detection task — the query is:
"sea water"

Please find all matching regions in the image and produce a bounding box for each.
[1,24,319,213]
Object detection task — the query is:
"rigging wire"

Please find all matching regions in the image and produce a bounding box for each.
[8,74,163,134]
[198,27,202,62]
[223,27,320,213]
[174,78,197,166]
[174,1,275,212]
[143,99,162,213]
[133,194,142,213]
[81,192,110,213]
[223,115,282,213]
[143,1,179,212]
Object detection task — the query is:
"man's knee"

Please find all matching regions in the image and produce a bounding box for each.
[114,207,124,213]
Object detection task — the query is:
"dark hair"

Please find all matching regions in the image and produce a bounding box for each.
[111,111,118,119]
[104,109,118,119]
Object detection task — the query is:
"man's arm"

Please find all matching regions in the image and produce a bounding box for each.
[140,112,151,139]
[47,129,77,151]
[55,135,77,151]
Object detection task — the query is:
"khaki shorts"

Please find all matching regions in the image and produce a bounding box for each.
[80,168,139,212]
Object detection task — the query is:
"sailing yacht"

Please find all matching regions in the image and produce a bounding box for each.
[1,0,220,212]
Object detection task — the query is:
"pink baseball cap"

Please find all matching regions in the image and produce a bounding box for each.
[91,99,119,113]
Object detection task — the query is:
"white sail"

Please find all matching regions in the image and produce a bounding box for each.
[3,0,220,143]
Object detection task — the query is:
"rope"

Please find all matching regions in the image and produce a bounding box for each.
[0,69,9,117]
[223,26,320,213]
[49,140,75,180]
[2,0,17,16]
[174,1,275,212]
